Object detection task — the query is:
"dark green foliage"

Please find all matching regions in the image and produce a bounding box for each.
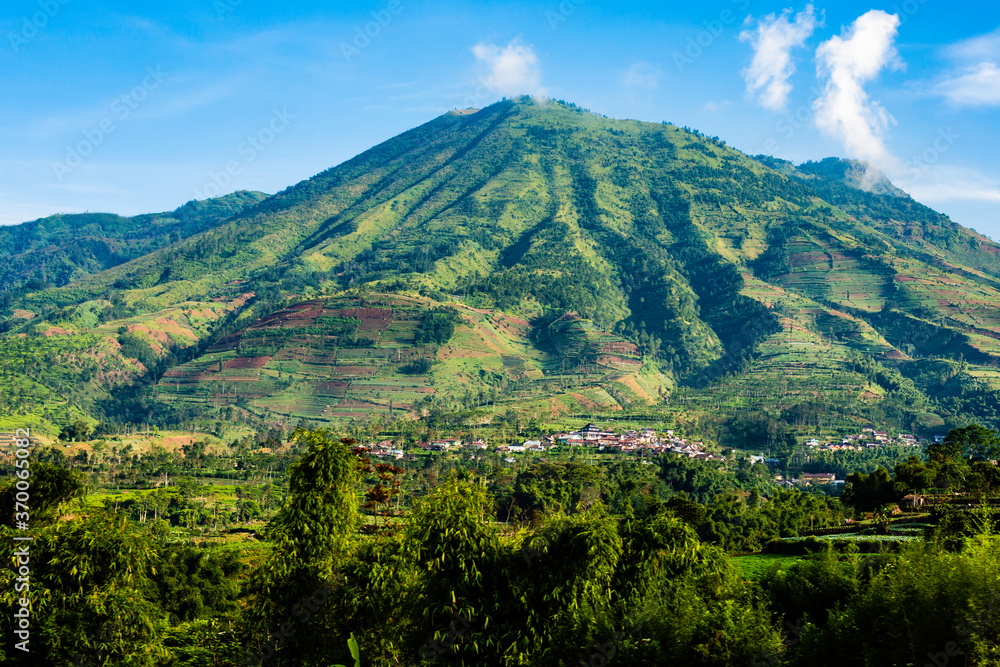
[242,430,361,665]
[760,549,860,626]
[118,330,160,370]
[414,307,461,345]
[151,544,243,624]
[58,419,92,442]
[400,357,433,374]
[0,190,268,291]
[0,461,85,526]
[499,461,605,521]
[0,511,167,666]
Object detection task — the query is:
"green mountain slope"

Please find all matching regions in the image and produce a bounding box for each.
[0,190,269,291]
[3,97,1000,436]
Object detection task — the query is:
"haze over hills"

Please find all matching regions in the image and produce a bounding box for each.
[2,97,1000,439]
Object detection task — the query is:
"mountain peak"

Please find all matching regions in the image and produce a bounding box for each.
[799,157,908,198]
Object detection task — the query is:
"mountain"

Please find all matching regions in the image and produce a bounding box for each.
[2,97,1000,438]
[0,190,269,291]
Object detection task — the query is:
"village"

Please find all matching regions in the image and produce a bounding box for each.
[352,422,944,491]
[354,423,726,462]
[360,422,932,460]
[806,426,929,451]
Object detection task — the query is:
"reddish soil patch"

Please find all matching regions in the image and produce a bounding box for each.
[570,392,600,410]
[223,356,271,370]
[338,399,381,409]
[600,341,639,355]
[314,382,350,397]
[41,326,73,336]
[161,436,197,451]
[598,355,642,367]
[332,366,378,377]
[303,354,339,364]
[894,275,916,282]
[208,333,241,352]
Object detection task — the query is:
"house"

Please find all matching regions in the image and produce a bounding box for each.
[471,438,489,450]
[577,423,614,441]
[900,494,926,509]
[802,472,836,485]
[806,438,820,447]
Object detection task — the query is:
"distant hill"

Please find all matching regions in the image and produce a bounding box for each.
[0,190,269,290]
[3,98,1000,436]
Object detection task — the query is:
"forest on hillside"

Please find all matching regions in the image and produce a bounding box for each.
[2,424,999,666]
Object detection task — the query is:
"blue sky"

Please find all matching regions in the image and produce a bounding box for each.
[2,0,1000,238]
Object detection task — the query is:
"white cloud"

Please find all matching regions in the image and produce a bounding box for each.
[813,10,902,167]
[620,61,662,89]
[740,4,819,111]
[937,29,1000,107]
[938,62,1000,107]
[944,27,1000,61]
[470,39,545,98]
[897,164,1000,205]
[704,100,732,112]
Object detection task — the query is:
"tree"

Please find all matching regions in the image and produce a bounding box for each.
[894,456,934,494]
[841,468,901,514]
[242,429,361,665]
[0,512,167,666]
[58,419,92,442]
[941,424,1000,462]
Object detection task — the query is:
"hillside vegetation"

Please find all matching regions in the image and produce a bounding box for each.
[2,98,1000,437]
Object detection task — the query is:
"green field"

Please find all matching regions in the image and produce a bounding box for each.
[732,553,803,579]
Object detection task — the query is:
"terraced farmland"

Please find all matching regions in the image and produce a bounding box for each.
[156,292,670,424]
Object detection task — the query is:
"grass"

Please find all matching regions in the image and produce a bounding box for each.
[732,553,802,580]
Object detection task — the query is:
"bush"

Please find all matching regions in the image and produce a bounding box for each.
[400,358,433,375]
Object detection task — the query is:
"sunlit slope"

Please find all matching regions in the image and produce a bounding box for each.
[3,97,1000,428]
